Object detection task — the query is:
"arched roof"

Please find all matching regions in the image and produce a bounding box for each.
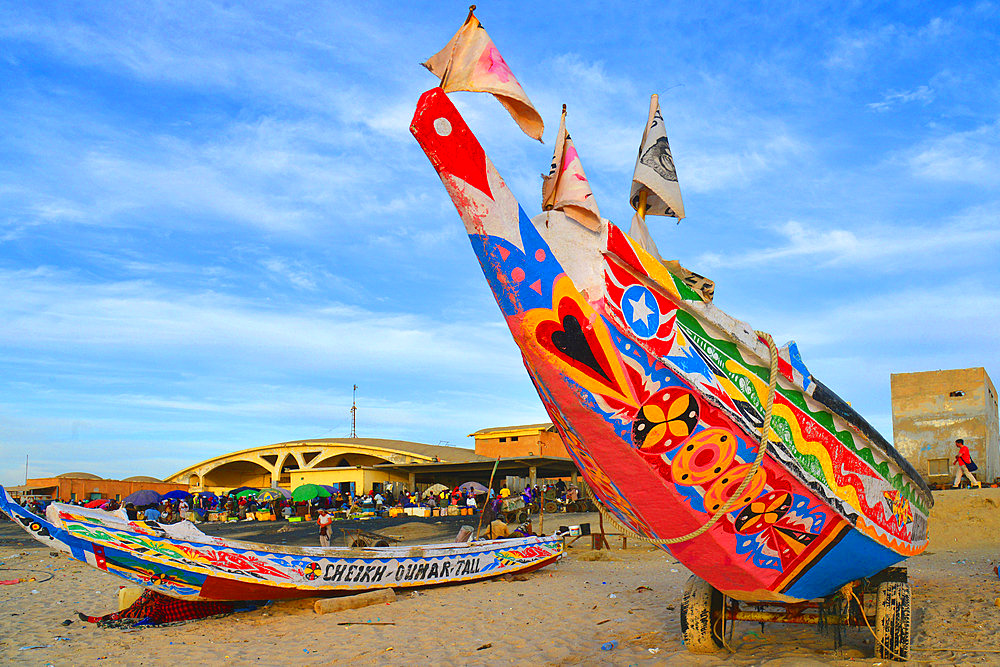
[122,475,162,482]
[56,472,102,480]
[166,437,489,484]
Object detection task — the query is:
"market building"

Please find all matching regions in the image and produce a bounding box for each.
[891,367,999,486]
[165,437,491,495]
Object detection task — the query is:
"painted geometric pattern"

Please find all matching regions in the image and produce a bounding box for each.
[602,228,927,547]
[475,209,851,591]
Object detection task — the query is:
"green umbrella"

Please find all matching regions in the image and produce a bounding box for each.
[292,483,332,502]
[234,488,259,498]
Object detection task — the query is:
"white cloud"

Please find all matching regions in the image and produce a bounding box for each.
[0,267,525,379]
[867,85,935,112]
[696,211,1000,271]
[905,119,1000,186]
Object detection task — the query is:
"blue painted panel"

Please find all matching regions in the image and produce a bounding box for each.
[784,528,904,600]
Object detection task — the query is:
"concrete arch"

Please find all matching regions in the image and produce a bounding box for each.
[167,437,488,493]
[201,460,271,490]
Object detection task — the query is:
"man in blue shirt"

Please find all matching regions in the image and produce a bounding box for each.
[143,505,162,522]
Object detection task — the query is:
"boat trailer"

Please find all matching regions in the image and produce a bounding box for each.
[681,566,911,661]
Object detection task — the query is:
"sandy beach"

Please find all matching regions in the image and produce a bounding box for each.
[2,489,999,666]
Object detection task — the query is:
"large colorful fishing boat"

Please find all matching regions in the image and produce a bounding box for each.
[0,487,563,601]
[411,7,929,659]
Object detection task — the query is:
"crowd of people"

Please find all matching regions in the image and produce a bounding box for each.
[14,478,586,525]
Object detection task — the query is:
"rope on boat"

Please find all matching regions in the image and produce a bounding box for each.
[584,330,779,545]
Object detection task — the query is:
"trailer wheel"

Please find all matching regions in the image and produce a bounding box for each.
[350,538,369,548]
[374,540,390,547]
[680,575,724,653]
[874,581,910,661]
[544,501,558,513]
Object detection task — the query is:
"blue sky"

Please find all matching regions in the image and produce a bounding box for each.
[2,2,999,484]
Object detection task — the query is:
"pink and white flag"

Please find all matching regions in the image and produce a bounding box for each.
[423,6,543,141]
[541,105,601,231]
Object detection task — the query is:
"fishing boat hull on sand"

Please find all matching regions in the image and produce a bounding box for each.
[0,487,563,601]
[410,87,932,607]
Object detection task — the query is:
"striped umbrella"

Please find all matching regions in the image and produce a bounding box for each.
[256,488,290,502]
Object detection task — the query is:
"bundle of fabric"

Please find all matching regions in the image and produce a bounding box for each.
[77,589,264,628]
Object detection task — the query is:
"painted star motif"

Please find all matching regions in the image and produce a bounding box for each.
[629,293,654,327]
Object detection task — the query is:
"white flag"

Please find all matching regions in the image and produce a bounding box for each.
[630,94,684,220]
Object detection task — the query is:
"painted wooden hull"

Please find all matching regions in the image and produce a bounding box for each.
[0,487,563,601]
[411,88,932,603]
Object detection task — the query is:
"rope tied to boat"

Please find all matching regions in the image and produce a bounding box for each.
[585,330,779,545]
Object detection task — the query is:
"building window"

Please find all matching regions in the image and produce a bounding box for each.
[511,436,519,442]
[927,458,950,477]
[499,437,506,442]
[949,390,965,397]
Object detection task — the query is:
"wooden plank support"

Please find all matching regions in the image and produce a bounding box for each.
[314,588,396,615]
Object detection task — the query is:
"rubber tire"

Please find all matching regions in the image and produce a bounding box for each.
[516,511,527,524]
[374,540,390,547]
[544,501,558,513]
[874,580,910,661]
[350,538,369,548]
[680,575,724,653]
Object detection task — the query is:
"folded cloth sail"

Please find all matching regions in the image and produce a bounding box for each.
[423,5,543,141]
[626,213,715,302]
[542,105,601,231]
[628,212,662,259]
[77,589,262,629]
[630,94,684,220]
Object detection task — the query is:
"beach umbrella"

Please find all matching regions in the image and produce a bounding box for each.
[161,490,192,500]
[422,483,448,498]
[123,489,161,506]
[321,485,339,495]
[291,484,332,502]
[256,488,290,502]
[193,490,217,498]
[229,486,258,497]
[84,498,109,509]
[233,488,259,499]
[459,481,488,496]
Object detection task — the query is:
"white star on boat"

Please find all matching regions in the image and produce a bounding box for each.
[629,292,655,327]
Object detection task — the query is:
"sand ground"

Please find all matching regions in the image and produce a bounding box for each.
[2,489,999,666]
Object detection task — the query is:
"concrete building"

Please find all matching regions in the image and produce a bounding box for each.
[166,437,489,495]
[8,472,187,503]
[470,423,569,458]
[891,367,999,487]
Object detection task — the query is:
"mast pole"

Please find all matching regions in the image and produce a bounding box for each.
[350,384,358,438]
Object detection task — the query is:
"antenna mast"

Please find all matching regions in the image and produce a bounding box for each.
[350,384,358,438]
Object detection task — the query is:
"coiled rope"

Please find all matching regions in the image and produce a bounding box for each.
[585,330,779,545]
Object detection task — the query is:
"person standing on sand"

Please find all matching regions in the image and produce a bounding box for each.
[317,509,334,547]
[952,438,981,489]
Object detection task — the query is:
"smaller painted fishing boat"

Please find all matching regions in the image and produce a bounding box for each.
[0,486,563,601]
